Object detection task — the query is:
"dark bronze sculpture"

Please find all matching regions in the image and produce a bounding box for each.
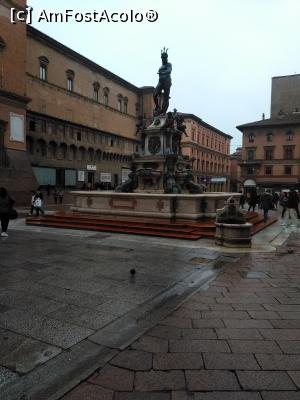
[216,197,246,224]
[153,48,172,115]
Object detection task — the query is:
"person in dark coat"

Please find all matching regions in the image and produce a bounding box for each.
[260,189,273,222]
[280,191,289,219]
[288,188,300,219]
[248,191,257,212]
[0,187,14,237]
[239,191,245,209]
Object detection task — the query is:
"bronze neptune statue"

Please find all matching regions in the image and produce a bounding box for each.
[153,48,172,115]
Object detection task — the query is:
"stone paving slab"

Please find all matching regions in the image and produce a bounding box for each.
[58,231,300,400]
[0,330,61,373]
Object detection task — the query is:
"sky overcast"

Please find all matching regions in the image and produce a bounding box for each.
[27,0,300,151]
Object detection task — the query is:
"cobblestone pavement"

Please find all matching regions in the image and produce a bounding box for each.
[60,232,300,400]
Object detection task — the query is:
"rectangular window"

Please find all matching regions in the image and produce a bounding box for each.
[77,131,81,141]
[265,149,273,160]
[104,95,108,106]
[124,103,128,114]
[284,165,292,175]
[118,99,122,112]
[67,78,73,92]
[265,166,272,175]
[248,133,255,142]
[29,120,36,131]
[247,149,255,160]
[41,120,46,132]
[284,147,294,159]
[266,132,273,142]
[39,65,47,81]
[286,131,294,141]
[93,90,99,102]
[247,167,254,174]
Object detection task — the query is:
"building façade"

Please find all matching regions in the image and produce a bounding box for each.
[237,74,300,192]
[25,26,154,191]
[181,114,232,192]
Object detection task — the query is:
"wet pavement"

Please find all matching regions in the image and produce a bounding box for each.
[60,231,300,400]
[1,215,300,399]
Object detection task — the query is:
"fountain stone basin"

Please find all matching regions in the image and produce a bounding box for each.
[70,191,241,220]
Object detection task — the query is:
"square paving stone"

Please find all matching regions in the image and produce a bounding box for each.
[131,336,168,353]
[153,353,203,370]
[278,340,300,354]
[237,371,296,390]
[61,383,113,400]
[194,393,262,400]
[186,370,240,391]
[228,340,282,354]
[260,391,300,400]
[111,350,152,371]
[216,328,263,340]
[169,339,230,353]
[259,329,300,341]
[256,353,300,370]
[89,365,134,391]
[203,353,260,370]
[147,325,182,339]
[192,319,224,328]
[201,311,250,319]
[0,330,61,373]
[181,328,217,340]
[115,392,171,400]
[47,304,116,330]
[135,370,185,391]
[223,319,273,329]
[0,308,94,348]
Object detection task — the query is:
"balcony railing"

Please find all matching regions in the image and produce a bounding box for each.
[0,148,10,168]
[238,159,262,166]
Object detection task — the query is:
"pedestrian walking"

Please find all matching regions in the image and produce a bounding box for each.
[27,190,36,216]
[239,191,245,209]
[248,191,257,212]
[58,189,64,204]
[33,193,45,216]
[280,191,289,225]
[53,187,58,204]
[260,189,273,222]
[272,192,279,210]
[288,187,300,220]
[46,184,51,196]
[0,187,14,237]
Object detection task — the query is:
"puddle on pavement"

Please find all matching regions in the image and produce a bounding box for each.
[240,271,267,279]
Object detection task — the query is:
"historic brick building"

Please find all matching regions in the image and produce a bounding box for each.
[229,147,242,192]
[238,74,300,192]
[181,114,232,191]
[25,26,154,190]
[1,0,232,202]
[0,0,36,201]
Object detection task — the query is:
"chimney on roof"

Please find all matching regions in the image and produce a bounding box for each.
[262,113,265,120]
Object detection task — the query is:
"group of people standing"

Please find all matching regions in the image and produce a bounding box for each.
[239,188,300,224]
[28,189,45,217]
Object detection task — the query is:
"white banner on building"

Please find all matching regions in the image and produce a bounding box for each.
[78,170,85,182]
[100,172,112,183]
[87,164,97,171]
[10,113,24,142]
[121,168,131,183]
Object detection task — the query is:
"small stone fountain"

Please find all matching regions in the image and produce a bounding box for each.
[215,197,252,247]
